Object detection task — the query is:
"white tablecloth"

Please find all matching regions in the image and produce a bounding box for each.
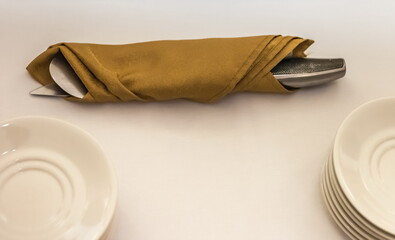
[1,1,394,239]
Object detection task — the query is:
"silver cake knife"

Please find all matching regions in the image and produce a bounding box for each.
[30,54,346,98]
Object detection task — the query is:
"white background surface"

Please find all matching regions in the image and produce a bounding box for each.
[1,0,395,239]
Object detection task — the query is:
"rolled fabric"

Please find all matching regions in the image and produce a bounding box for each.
[27,35,313,103]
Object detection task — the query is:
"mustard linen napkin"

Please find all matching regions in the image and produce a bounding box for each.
[27,35,313,103]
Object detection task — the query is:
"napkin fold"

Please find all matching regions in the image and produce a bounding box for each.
[27,35,313,103]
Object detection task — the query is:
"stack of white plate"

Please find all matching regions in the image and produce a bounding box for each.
[322,98,395,240]
[0,117,117,240]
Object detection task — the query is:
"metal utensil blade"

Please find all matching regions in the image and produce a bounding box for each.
[30,82,70,97]
[49,53,87,98]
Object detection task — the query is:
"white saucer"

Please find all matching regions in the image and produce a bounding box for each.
[327,151,395,240]
[321,153,365,240]
[0,117,117,240]
[321,160,358,239]
[333,97,395,235]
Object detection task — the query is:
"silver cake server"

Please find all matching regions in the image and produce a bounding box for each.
[30,55,346,97]
[30,53,87,98]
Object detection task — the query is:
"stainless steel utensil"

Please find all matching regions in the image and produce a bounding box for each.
[271,57,346,88]
[30,53,87,98]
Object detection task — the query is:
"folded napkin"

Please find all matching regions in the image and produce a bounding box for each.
[27,35,313,103]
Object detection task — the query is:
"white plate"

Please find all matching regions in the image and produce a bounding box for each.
[321,154,359,240]
[0,116,117,240]
[328,151,395,240]
[333,97,395,235]
[324,153,374,240]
